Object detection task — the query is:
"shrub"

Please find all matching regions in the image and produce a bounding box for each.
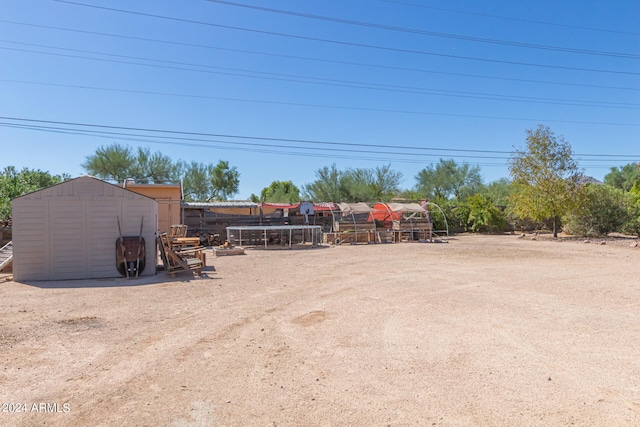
[466,194,508,233]
[564,184,637,237]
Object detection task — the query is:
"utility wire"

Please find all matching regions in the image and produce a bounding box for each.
[1,116,638,159]
[2,19,637,92]
[3,79,640,128]
[207,0,640,59]
[1,122,631,169]
[380,0,640,37]
[52,1,640,76]
[0,122,512,160]
[2,42,638,110]
[0,122,513,166]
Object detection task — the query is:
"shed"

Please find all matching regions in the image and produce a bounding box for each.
[12,176,158,281]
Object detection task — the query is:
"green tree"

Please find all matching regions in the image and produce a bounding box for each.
[509,125,583,238]
[604,163,640,191]
[82,143,136,182]
[465,194,508,232]
[182,160,240,201]
[131,148,182,183]
[342,165,403,202]
[209,160,240,200]
[303,164,403,202]
[0,167,68,219]
[478,178,514,207]
[370,164,403,201]
[83,144,239,200]
[84,144,181,183]
[253,181,301,203]
[302,164,346,202]
[415,159,482,200]
[181,162,210,201]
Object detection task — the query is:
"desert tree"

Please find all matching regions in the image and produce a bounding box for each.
[83,144,181,183]
[252,181,301,203]
[478,178,514,207]
[303,164,402,202]
[208,160,240,200]
[341,165,403,202]
[302,164,346,202]
[181,161,210,201]
[564,184,637,237]
[0,166,68,220]
[604,163,640,192]
[415,159,482,200]
[508,125,583,237]
[82,143,136,182]
[131,148,182,183]
[370,164,403,201]
[182,160,240,201]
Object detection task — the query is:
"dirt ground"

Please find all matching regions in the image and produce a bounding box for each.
[1,234,639,426]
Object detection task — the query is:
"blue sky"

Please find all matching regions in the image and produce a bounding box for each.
[1,0,639,199]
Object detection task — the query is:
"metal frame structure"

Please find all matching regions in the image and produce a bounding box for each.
[424,202,449,238]
[226,225,322,249]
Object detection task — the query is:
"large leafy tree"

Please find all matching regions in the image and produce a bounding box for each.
[181,161,210,201]
[252,181,301,203]
[302,164,402,202]
[208,160,240,200]
[415,159,482,200]
[84,144,239,200]
[302,164,346,202]
[131,148,182,183]
[508,125,583,237]
[182,160,240,201]
[82,143,136,182]
[604,163,640,192]
[0,167,68,220]
[478,178,514,207]
[342,165,403,202]
[369,164,403,201]
[83,144,181,183]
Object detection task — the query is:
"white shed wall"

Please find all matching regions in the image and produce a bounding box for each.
[12,176,158,281]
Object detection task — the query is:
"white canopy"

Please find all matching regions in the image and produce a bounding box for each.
[385,203,427,213]
[337,202,373,215]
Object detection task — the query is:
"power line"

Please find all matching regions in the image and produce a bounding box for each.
[1,122,632,169]
[0,122,512,160]
[52,1,640,76]
[207,0,640,59]
[3,79,640,128]
[380,0,640,37]
[2,19,637,92]
[3,42,638,110]
[1,116,638,160]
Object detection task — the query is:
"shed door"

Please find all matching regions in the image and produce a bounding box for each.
[49,201,88,280]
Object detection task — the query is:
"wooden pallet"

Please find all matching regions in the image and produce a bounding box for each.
[213,247,245,257]
[158,233,206,277]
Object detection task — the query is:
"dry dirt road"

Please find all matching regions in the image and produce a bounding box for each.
[1,234,639,426]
